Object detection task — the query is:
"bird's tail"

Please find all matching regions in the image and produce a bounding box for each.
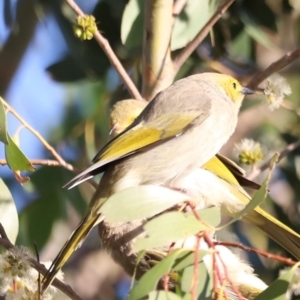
[244,207,300,261]
[41,214,101,292]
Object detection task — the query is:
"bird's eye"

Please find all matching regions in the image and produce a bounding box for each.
[232,82,237,89]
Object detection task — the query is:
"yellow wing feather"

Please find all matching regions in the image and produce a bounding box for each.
[66,111,205,188]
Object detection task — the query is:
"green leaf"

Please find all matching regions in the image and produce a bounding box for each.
[121,0,144,48]
[230,30,251,59]
[148,291,182,300]
[100,185,193,223]
[0,178,19,244]
[254,262,300,300]
[133,208,220,252]
[18,193,63,250]
[219,154,278,229]
[181,261,212,299]
[171,0,213,50]
[0,98,8,144]
[128,249,189,300]
[240,13,274,50]
[186,207,221,227]
[5,134,35,172]
[17,167,69,250]
[121,0,216,51]
[182,293,192,300]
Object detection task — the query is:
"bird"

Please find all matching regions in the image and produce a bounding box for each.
[108,98,300,262]
[42,72,257,291]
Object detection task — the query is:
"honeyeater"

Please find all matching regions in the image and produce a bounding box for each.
[42,73,300,294]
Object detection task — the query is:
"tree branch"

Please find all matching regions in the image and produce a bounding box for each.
[247,48,300,89]
[64,0,143,101]
[173,0,235,71]
[0,159,74,170]
[214,241,297,266]
[0,223,83,300]
[142,0,174,101]
[1,98,70,169]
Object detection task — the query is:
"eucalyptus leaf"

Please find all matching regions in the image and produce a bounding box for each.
[254,262,300,300]
[0,178,19,244]
[17,167,68,250]
[230,30,251,59]
[5,134,35,172]
[148,291,182,300]
[181,261,212,299]
[182,293,192,300]
[121,0,215,51]
[128,249,189,300]
[18,193,63,250]
[133,211,210,252]
[171,0,213,50]
[121,0,144,48]
[186,207,221,227]
[240,13,274,50]
[0,98,8,144]
[100,185,192,223]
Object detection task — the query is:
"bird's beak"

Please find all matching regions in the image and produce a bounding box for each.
[241,87,255,95]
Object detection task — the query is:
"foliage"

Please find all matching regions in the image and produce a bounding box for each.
[1,0,300,299]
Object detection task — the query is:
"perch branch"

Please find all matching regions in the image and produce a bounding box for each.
[214,241,297,266]
[247,48,300,89]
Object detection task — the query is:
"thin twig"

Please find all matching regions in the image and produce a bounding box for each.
[163,242,175,291]
[247,139,300,180]
[0,159,74,171]
[0,157,98,189]
[33,242,41,300]
[1,97,98,189]
[64,0,142,101]
[191,234,201,300]
[247,48,300,89]
[214,241,297,266]
[1,98,70,169]
[173,0,235,71]
[187,203,243,300]
[204,234,244,300]
[0,224,83,300]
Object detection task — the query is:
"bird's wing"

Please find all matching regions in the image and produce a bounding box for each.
[65,110,208,189]
[215,153,261,190]
[216,153,245,176]
[203,156,241,187]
